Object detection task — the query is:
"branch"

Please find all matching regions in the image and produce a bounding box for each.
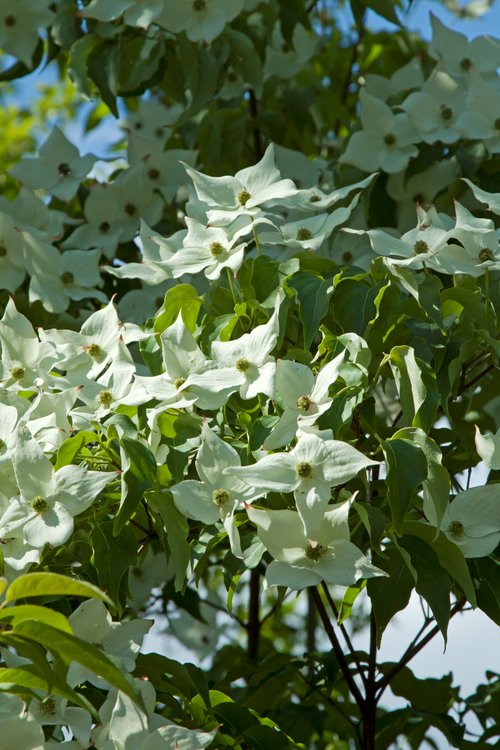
[321,582,368,689]
[299,672,362,742]
[248,90,263,161]
[247,569,261,659]
[310,586,366,710]
[376,599,465,697]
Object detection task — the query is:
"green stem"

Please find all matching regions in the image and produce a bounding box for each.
[197,296,216,313]
[227,267,238,306]
[485,267,490,332]
[252,222,262,257]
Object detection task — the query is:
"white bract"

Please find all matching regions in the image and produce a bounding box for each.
[263,352,345,450]
[338,88,420,174]
[80,0,164,27]
[0,210,27,293]
[0,0,53,67]
[171,422,262,557]
[225,432,378,540]
[246,501,386,590]
[456,69,500,153]
[265,22,318,79]
[9,126,98,201]
[156,0,244,43]
[401,66,466,144]
[425,484,500,557]
[0,429,118,548]
[475,425,500,469]
[429,13,500,79]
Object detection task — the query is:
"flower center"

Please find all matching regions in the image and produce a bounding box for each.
[125,203,137,216]
[193,0,206,10]
[297,395,312,412]
[58,162,71,175]
[0,439,5,450]
[495,118,500,131]
[131,566,143,577]
[134,122,143,130]
[235,357,251,373]
[213,488,230,506]
[31,496,48,514]
[441,107,453,121]
[174,377,186,390]
[447,520,465,539]
[342,251,353,263]
[155,128,164,138]
[87,342,103,357]
[479,247,495,263]
[227,72,237,82]
[0,245,6,257]
[460,57,472,70]
[61,271,74,285]
[98,390,114,407]
[309,194,321,203]
[413,240,429,255]
[296,461,313,479]
[39,696,57,715]
[296,227,312,241]
[237,189,251,206]
[4,15,15,26]
[148,168,160,180]
[304,544,326,561]
[100,221,110,234]
[384,133,396,146]
[10,366,25,381]
[210,241,225,257]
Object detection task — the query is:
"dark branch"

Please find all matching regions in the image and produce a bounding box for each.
[321,582,368,689]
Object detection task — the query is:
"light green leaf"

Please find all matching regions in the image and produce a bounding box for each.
[6,573,114,608]
[381,438,428,535]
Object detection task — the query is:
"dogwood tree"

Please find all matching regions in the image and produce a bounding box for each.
[2,1,500,749]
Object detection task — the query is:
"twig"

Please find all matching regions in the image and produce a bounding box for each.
[321,582,368,689]
[247,569,261,659]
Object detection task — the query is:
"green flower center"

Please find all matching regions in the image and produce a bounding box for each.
[39,696,57,715]
[460,57,472,71]
[0,439,5,450]
[342,251,353,263]
[479,247,495,263]
[413,192,425,204]
[309,194,321,203]
[125,203,137,216]
[98,390,114,407]
[174,377,186,390]
[193,0,206,9]
[227,72,237,82]
[148,168,160,180]
[210,241,225,257]
[134,122,143,130]
[155,128,164,138]
[4,15,15,26]
[235,357,251,373]
[297,395,312,412]
[441,107,453,121]
[131,566,143,578]
[61,271,74,285]
[447,520,465,539]
[495,118,500,131]
[100,221,110,234]
[31,496,48,514]
[413,240,429,255]
[10,366,25,381]
[237,190,251,206]
[0,245,7,257]
[58,162,71,175]
[384,133,396,146]
[296,228,312,241]
[87,342,103,357]
[296,461,313,479]
[304,544,326,561]
[213,488,230,506]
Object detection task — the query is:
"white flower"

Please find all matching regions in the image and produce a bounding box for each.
[183,144,298,225]
[263,352,345,450]
[23,233,107,313]
[264,22,318,79]
[401,65,466,145]
[67,598,152,688]
[80,0,164,28]
[156,0,244,43]
[0,712,45,750]
[0,402,19,468]
[225,432,378,540]
[171,422,262,557]
[429,12,500,79]
[246,501,385,590]
[141,149,198,202]
[0,0,54,67]
[0,429,118,548]
[0,186,69,244]
[475,425,500,469]
[187,296,280,401]
[0,211,27,293]
[9,126,98,201]
[29,693,91,748]
[338,88,420,173]
[122,100,183,162]
[128,546,174,612]
[425,484,500,558]
[364,57,424,101]
[456,69,500,153]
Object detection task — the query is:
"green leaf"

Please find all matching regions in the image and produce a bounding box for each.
[90,522,138,608]
[54,433,86,471]
[184,662,213,717]
[381,438,428,535]
[402,521,476,607]
[114,437,157,536]
[379,663,455,714]
[389,345,439,431]
[87,40,120,117]
[441,285,488,329]
[333,277,381,336]
[352,501,389,555]
[338,580,366,624]
[0,605,72,633]
[67,34,102,99]
[150,492,190,592]
[367,546,415,645]
[224,28,263,97]
[175,40,218,125]
[154,284,201,334]
[398,536,451,641]
[288,270,332,349]
[361,0,401,25]
[11,620,145,710]
[252,256,298,304]
[6,572,114,608]
[371,257,443,328]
